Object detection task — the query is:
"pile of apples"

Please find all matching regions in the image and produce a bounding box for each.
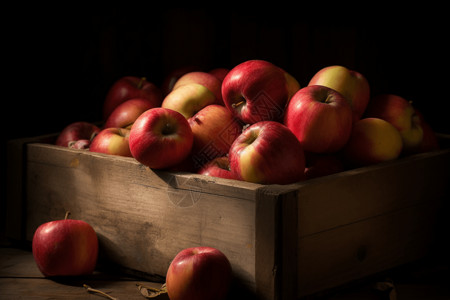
[55,59,440,185]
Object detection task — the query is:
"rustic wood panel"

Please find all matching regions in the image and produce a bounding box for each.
[296,200,440,297]
[294,148,450,237]
[24,143,261,289]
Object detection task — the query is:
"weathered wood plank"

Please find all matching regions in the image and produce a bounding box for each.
[23,143,261,289]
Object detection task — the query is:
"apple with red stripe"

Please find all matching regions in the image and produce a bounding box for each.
[229,121,305,184]
[129,107,193,169]
[32,212,98,277]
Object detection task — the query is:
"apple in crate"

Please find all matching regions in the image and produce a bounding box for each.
[284,85,353,153]
[229,121,305,184]
[129,107,193,169]
[103,76,162,120]
[89,128,132,157]
[32,213,98,277]
[162,83,217,119]
[198,156,239,180]
[104,98,158,129]
[222,60,296,124]
[55,121,101,148]
[188,104,243,168]
[365,94,424,152]
[208,67,229,82]
[342,118,403,167]
[308,65,370,122]
[161,65,200,96]
[166,246,232,300]
[172,71,223,104]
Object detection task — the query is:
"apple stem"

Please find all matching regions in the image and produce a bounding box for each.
[136,283,168,298]
[324,94,332,104]
[64,211,71,220]
[138,77,147,89]
[84,284,119,300]
[232,100,245,109]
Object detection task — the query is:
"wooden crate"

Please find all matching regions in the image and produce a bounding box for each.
[5,135,450,299]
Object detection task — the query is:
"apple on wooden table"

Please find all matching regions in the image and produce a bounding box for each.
[32,212,98,277]
[166,246,232,300]
[229,121,305,184]
[129,107,193,169]
[284,85,353,153]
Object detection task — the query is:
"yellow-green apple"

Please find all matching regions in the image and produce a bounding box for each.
[103,76,162,120]
[166,246,232,300]
[284,85,353,153]
[197,156,239,180]
[208,67,229,82]
[32,213,98,277]
[342,118,403,166]
[222,60,293,124]
[129,107,193,169]
[161,83,217,119]
[172,71,223,104]
[55,121,101,148]
[308,65,370,122]
[304,152,344,180]
[364,94,423,151]
[104,98,156,129]
[188,104,243,168]
[161,65,200,96]
[89,128,132,157]
[229,121,305,184]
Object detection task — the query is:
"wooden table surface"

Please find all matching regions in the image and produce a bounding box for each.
[0,247,449,299]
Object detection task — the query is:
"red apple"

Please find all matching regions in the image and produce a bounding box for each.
[304,152,345,180]
[55,121,101,148]
[161,65,200,96]
[89,127,132,157]
[103,76,162,120]
[129,107,193,169]
[198,156,239,180]
[166,246,232,300]
[173,71,223,105]
[188,104,243,168]
[32,212,98,277]
[161,83,217,119]
[364,94,424,151]
[308,65,370,122]
[104,98,156,129]
[342,118,403,167]
[208,67,229,82]
[222,60,292,124]
[414,109,440,153]
[229,121,305,184]
[284,85,353,153]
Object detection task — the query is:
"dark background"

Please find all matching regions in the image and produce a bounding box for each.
[1,6,448,241]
